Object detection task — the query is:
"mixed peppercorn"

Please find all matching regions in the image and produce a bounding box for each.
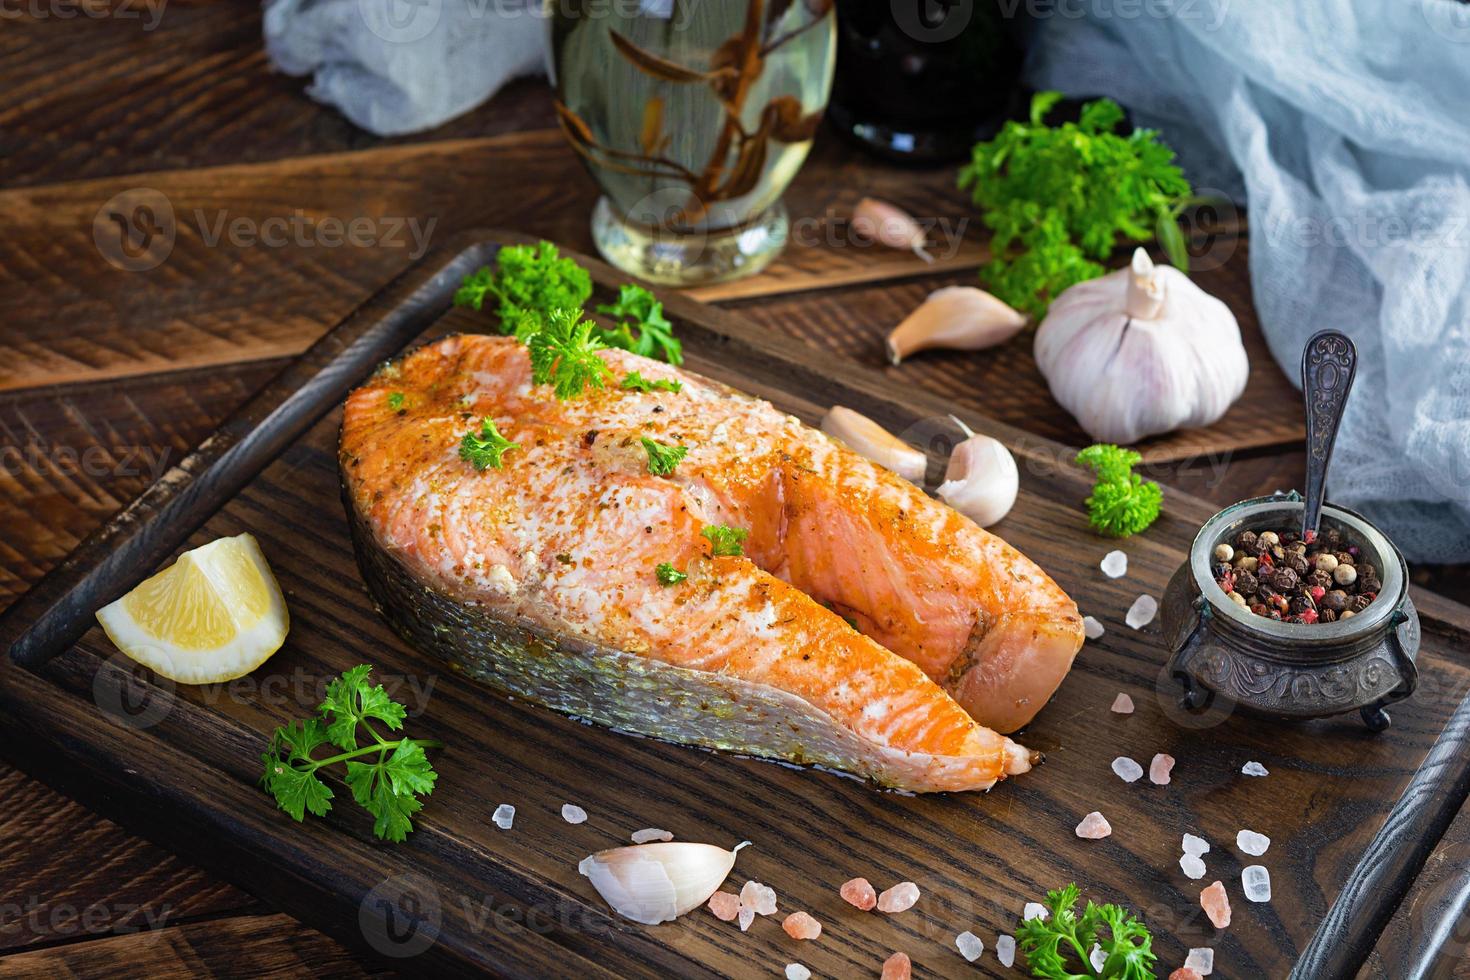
[1212,526,1381,625]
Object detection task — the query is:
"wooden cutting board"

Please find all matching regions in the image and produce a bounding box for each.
[2,231,1467,979]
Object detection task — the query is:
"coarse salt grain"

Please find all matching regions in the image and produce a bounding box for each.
[877,882,920,913]
[881,952,912,980]
[1101,550,1128,578]
[840,877,877,911]
[1084,616,1106,639]
[1185,947,1214,976]
[1111,692,1134,714]
[785,965,810,980]
[740,881,778,916]
[1076,811,1112,839]
[997,934,1017,967]
[492,803,515,830]
[708,892,741,921]
[1150,753,1176,785]
[782,911,822,940]
[1090,943,1107,971]
[738,907,755,932]
[1179,854,1207,880]
[561,804,587,824]
[1112,756,1144,783]
[1242,761,1269,777]
[1182,833,1210,857]
[1200,881,1231,929]
[1243,864,1272,902]
[1237,829,1271,856]
[1126,594,1159,629]
[631,828,673,844]
[955,931,984,962]
[1023,902,1049,921]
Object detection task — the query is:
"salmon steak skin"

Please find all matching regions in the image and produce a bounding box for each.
[340,334,1083,793]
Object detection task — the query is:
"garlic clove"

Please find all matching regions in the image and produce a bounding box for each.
[885,286,1027,365]
[820,406,928,484]
[936,416,1019,527]
[579,841,750,925]
[1125,247,1166,320]
[851,197,934,263]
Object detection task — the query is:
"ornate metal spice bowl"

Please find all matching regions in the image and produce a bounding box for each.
[1161,493,1420,731]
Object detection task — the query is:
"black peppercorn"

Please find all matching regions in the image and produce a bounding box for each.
[1320,608,1338,623]
[1307,568,1333,590]
[1357,562,1377,580]
[1235,570,1259,595]
[1347,594,1373,613]
[1321,589,1347,612]
[1335,551,1354,566]
[1324,528,1343,548]
[1269,567,1299,592]
[1290,594,1315,615]
[1285,552,1310,576]
[1360,575,1382,595]
[1237,530,1259,551]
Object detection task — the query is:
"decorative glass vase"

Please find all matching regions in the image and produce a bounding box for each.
[552,1,836,286]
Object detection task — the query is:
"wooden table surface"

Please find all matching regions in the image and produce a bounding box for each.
[4,5,1469,978]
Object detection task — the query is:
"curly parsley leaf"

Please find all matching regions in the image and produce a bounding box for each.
[701,524,748,557]
[454,241,593,331]
[1017,884,1156,980]
[655,562,688,586]
[620,370,683,394]
[958,91,1195,318]
[641,437,688,476]
[386,391,405,411]
[1077,444,1162,537]
[526,308,612,400]
[260,666,442,842]
[596,284,683,365]
[458,417,521,471]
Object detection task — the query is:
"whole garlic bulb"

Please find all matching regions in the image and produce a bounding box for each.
[1034,249,1248,444]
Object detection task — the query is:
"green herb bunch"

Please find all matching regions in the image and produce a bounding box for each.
[1017,884,1157,980]
[1077,444,1162,537]
[261,666,442,842]
[454,241,592,328]
[959,92,1197,318]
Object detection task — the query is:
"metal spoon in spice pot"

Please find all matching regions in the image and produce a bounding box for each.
[1300,330,1358,542]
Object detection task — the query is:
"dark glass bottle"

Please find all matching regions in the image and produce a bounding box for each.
[828,0,1026,164]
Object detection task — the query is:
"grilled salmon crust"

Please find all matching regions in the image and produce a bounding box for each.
[341,335,1082,792]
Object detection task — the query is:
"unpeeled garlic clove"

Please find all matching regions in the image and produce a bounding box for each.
[885,286,1027,365]
[936,416,1018,528]
[578,841,750,925]
[821,406,927,484]
[851,197,933,263]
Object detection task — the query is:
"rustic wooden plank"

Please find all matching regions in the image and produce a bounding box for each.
[3,237,1469,978]
[0,912,381,979]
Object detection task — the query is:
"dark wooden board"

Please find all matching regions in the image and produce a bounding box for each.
[3,233,1468,978]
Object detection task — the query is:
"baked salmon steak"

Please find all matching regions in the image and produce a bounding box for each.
[340,334,1084,793]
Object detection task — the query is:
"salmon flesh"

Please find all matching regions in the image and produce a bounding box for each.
[340,335,1083,792]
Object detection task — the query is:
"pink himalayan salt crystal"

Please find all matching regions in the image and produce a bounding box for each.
[708,891,741,922]
[1151,753,1176,785]
[1169,970,1204,980]
[738,907,756,932]
[1200,881,1231,929]
[1076,811,1113,839]
[881,951,913,980]
[1111,692,1135,714]
[782,911,822,940]
[876,882,921,913]
[741,880,778,916]
[840,877,878,911]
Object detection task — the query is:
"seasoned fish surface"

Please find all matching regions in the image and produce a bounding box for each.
[341,335,1082,792]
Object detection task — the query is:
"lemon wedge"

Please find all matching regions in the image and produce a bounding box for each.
[96,533,288,684]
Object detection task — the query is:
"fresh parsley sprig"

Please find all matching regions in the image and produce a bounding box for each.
[701,524,748,557]
[386,391,405,411]
[959,91,1199,318]
[459,418,520,471]
[526,308,613,400]
[1017,884,1156,980]
[655,562,688,586]
[641,437,688,476]
[454,241,593,331]
[595,284,683,365]
[621,371,683,394]
[1077,444,1162,537]
[260,665,442,843]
